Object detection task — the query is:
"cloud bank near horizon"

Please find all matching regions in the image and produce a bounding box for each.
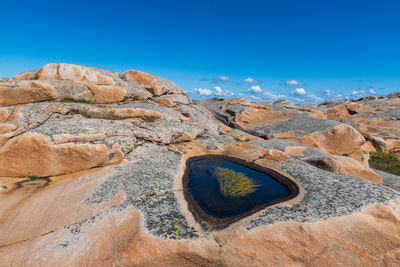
[188,77,380,104]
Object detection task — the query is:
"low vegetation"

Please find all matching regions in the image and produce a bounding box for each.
[212,167,260,198]
[28,175,39,180]
[61,98,94,104]
[232,136,251,142]
[369,151,400,176]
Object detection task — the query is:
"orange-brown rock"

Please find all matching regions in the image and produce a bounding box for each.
[0,167,125,248]
[309,155,382,183]
[3,106,22,122]
[0,80,57,106]
[113,108,163,120]
[307,124,366,155]
[0,124,17,134]
[37,63,115,85]
[235,108,301,130]
[153,97,175,107]
[349,141,376,165]
[0,134,123,177]
[326,104,350,121]
[311,109,325,119]
[36,63,127,103]
[346,103,363,109]
[13,70,38,80]
[267,124,366,157]
[262,149,288,162]
[124,70,163,96]
[285,146,310,157]
[0,109,8,122]
[0,201,399,266]
[359,118,400,151]
[220,143,267,161]
[220,143,288,162]
[89,84,125,103]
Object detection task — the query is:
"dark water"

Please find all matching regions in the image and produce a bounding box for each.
[188,159,290,218]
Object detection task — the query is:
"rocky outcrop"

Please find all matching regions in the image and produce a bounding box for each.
[1,63,191,106]
[200,98,371,160]
[317,93,400,153]
[1,64,400,266]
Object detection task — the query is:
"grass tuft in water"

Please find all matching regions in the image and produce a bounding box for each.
[212,167,260,198]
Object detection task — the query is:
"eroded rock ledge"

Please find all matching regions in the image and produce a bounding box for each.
[1,63,400,266]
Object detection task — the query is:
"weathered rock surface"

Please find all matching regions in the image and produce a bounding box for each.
[317,93,400,152]
[1,63,191,106]
[1,64,400,266]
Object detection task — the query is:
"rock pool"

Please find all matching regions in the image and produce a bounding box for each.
[183,155,299,229]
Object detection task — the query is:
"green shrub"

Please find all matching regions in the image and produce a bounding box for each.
[28,175,40,180]
[369,151,400,176]
[213,167,260,198]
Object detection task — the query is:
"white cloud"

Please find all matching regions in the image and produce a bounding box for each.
[194,88,212,96]
[320,89,346,101]
[285,80,301,86]
[213,75,230,83]
[263,91,287,99]
[294,97,305,102]
[250,95,261,100]
[289,87,325,103]
[244,77,255,83]
[213,86,234,96]
[214,86,223,95]
[348,88,376,99]
[307,94,323,102]
[293,88,306,95]
[248,85,263,93]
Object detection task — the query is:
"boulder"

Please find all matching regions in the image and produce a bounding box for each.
[307,155,382,183]
[0,133,123,177]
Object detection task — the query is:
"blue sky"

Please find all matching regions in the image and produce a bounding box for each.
[1,0,399,103]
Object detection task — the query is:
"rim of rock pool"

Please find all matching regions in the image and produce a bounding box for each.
[182,155,300,230]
